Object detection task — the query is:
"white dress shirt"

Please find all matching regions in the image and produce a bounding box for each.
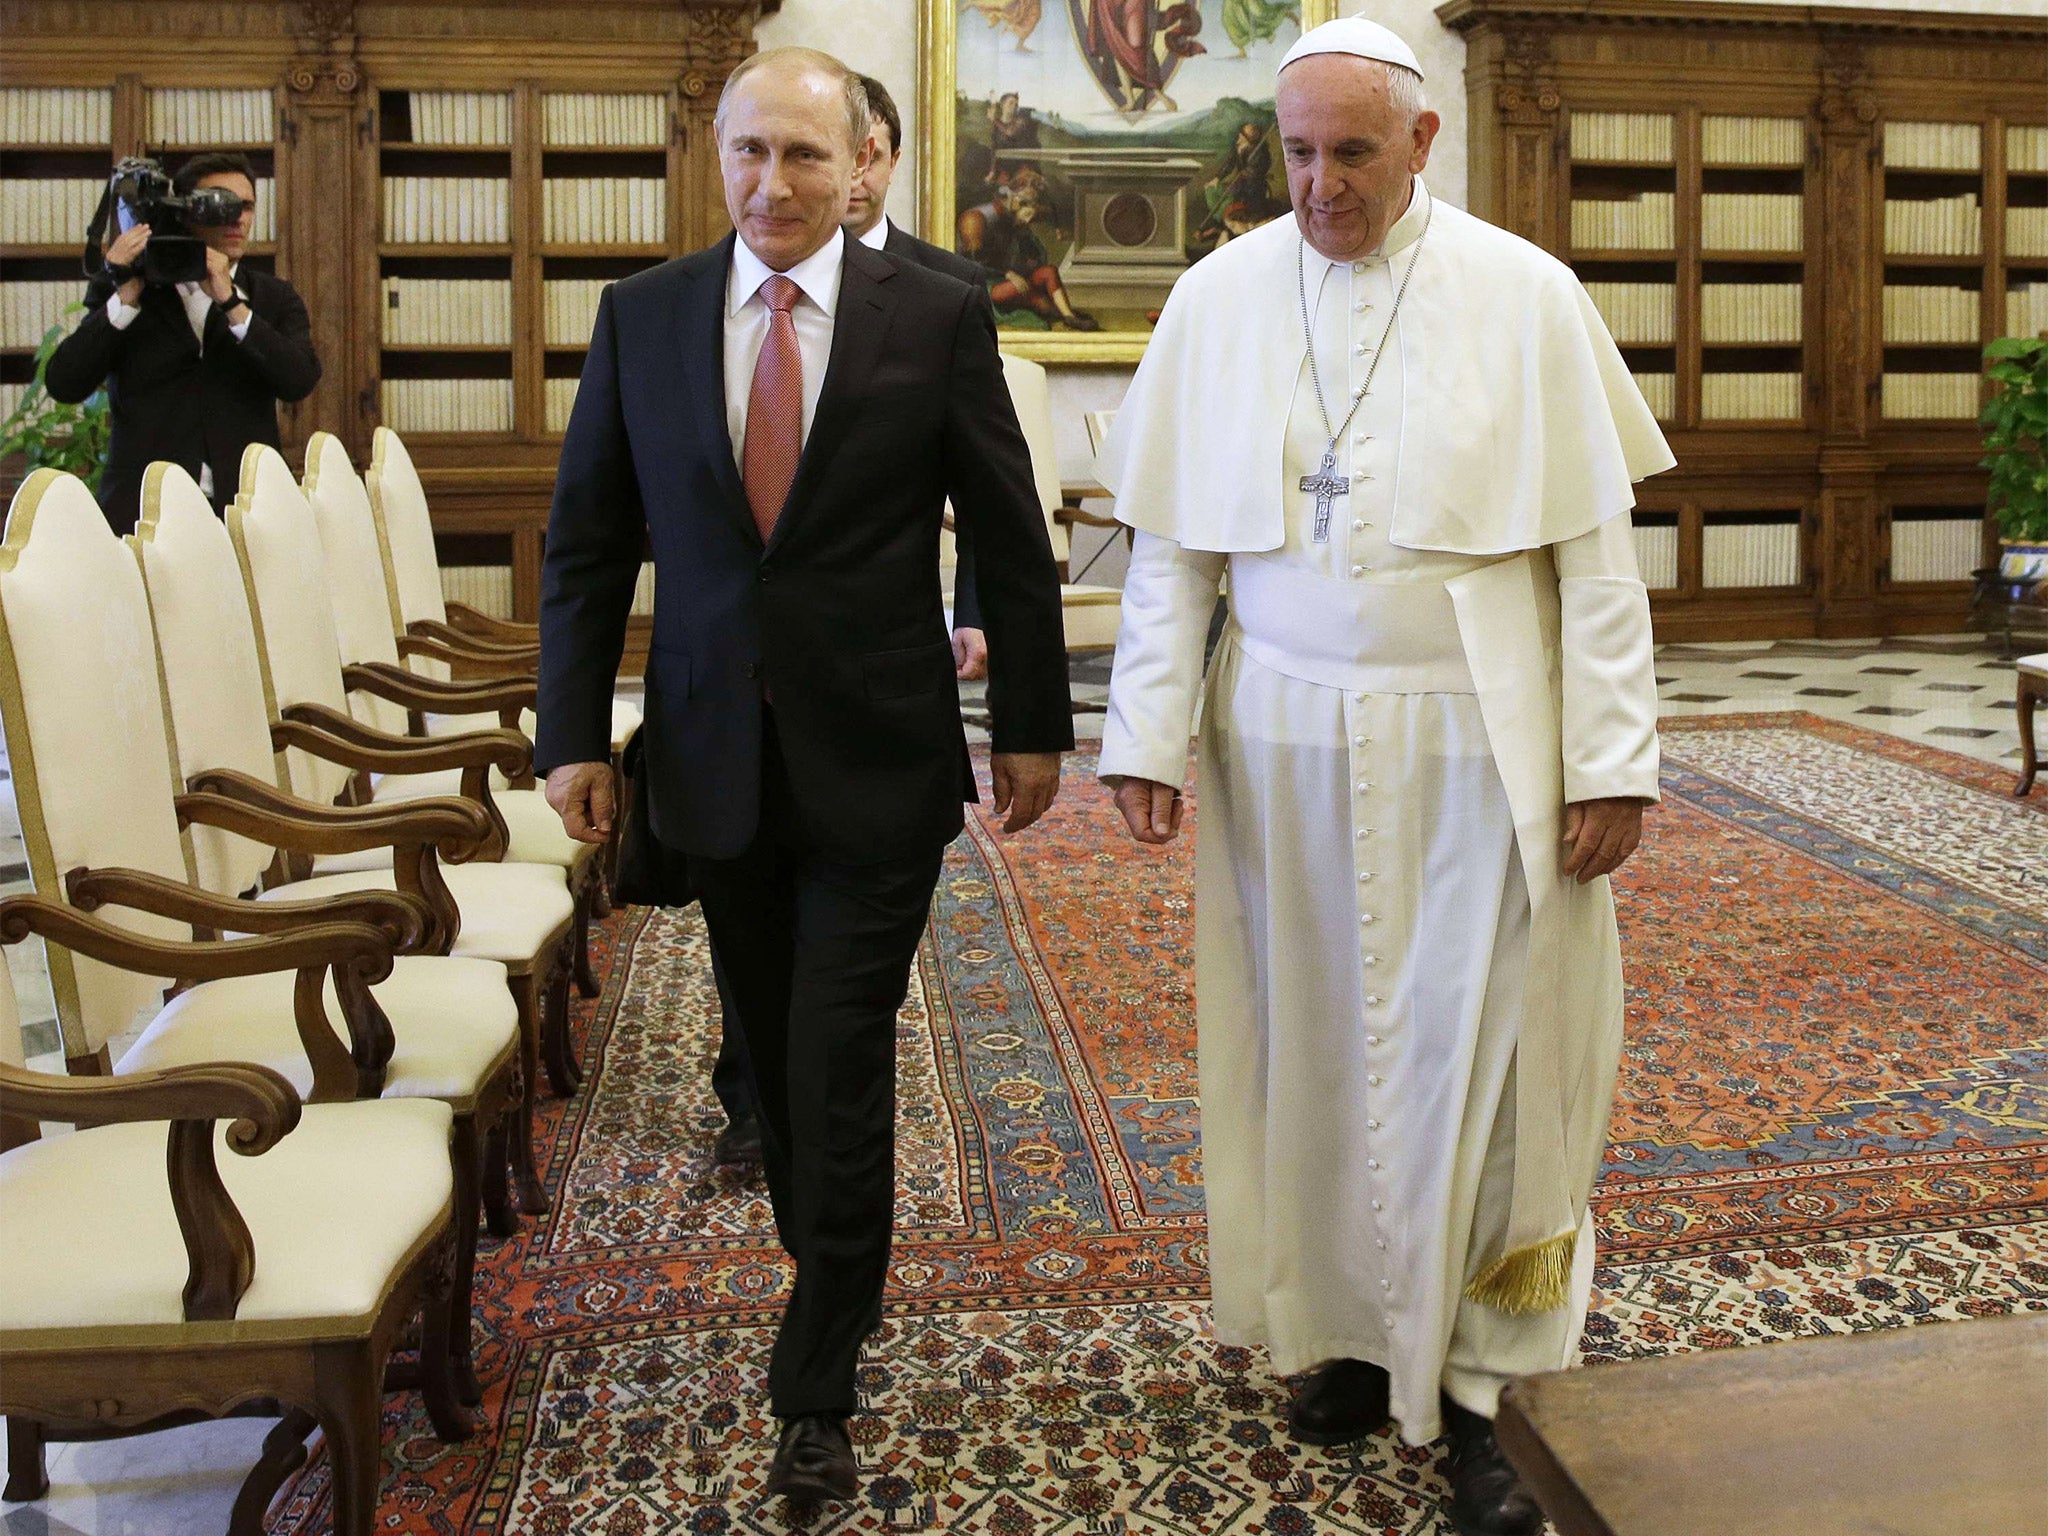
[104,261,251,498]
[724,232,844,471]
[855,215,892,252]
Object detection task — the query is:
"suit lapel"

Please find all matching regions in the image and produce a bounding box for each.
[767,234,897,556]
[675,233,757,546]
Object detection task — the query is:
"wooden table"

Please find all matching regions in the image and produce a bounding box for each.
[1497,1314,2048,1536]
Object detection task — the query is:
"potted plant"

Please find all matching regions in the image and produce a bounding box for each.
[1981,334,2048,584]
[0,305,110,502]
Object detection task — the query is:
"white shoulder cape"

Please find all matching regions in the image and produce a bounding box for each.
[1097,191,1676,555]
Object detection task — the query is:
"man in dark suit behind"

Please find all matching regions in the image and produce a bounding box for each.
[45,151,320,532]
[536,47,1072,1505]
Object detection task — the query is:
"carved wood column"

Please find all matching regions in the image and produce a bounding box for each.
[279,2,367,459]
[679,1,757,249]
[1495,29,1564,255]
[1814,35,1881,635]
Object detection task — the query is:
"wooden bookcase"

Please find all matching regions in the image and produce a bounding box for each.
[0,0,773,674]
[1440,0,2048,641]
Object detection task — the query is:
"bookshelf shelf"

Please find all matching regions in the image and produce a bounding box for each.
[376,243,514,257]
[538,242,666,257]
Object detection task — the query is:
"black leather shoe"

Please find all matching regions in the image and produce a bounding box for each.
[712,1113,763,1170]
[764,1414,857,1504]
[1285,1358,1391,1445]
[1444,1399,1543,1536]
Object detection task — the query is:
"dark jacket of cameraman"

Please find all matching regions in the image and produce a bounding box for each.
[45,267,320,532]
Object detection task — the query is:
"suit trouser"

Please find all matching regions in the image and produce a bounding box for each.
[689,713,943,1419]
[706,947,759,1127]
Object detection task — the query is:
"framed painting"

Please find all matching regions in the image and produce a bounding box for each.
[918,0,1340,363]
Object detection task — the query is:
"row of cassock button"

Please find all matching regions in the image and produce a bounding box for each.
[1354,709,1395,1329]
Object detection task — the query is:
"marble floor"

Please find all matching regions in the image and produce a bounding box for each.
[0,635,2039,1533]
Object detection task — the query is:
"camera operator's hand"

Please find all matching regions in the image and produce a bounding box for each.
[202,245,236,305]
[103,223,150,307]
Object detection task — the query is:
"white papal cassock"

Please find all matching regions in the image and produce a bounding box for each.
[1098,183,1674,1443]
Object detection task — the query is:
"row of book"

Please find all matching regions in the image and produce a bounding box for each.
[1882,284,1981,345]
[2009,207,2048,259]
[1702,284,1803,344]
[2011,283,2048,339]
[0,280,82,349]
[541,94,667,148]
[1882,194,1981,257]
[0,381,26,422]
[405,92,512,147]
[545,376,579,434]
[1570,112,1672,164]
[1885,121,1981,172]
[380,378,513,433]
[1701,373,1803,420]
[2,179,107,244]
[1700,116,1804,168]
[440,565,515,619]
[544,279,607,347]
[381,178,511,244]
[540,179,666,245]
[1881,373,1980,418]
[1632,523,1678,590]
[0,88,111,145]
[1629,371,1674,421]
[2014,127,2048,174]
[1571,193,1672,252]
[146,88,274,146]
[1701,193,1804,252]
[1890,516,1983,584]
[381,277,512,347]
[1702,522,1802,589]
[1585,282,1675,345]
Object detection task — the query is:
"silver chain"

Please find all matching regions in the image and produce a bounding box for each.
[1296,197,1433,453]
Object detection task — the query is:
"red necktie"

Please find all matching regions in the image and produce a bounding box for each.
[743,274,802,544]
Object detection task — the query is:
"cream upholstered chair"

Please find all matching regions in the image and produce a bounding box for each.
[364,425,641,752]
[133,460,529,1394]
[0,926,474,1534]
[225,445,578,1203]
[302,432,606,1008]
[0,470,473,1525]
[998,352,1124,679]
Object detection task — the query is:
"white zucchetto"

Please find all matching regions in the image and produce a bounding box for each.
[1279,17,1425,80]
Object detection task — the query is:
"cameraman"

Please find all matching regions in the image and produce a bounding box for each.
[45,152,320,532]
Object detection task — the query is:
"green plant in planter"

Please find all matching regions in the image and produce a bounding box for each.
[1981,334,2048,547]
[0,305,110,492]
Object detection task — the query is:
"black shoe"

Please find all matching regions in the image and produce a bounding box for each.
[1444,1399,1543,1536]
[764,1414,857,1504]
[1285,1357,1391,1445]
[712,1113,763,1170]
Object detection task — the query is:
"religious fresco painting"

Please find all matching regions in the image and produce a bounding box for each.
[921,0,1339,361]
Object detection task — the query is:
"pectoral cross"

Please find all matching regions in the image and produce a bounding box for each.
[1300,449,1349,543]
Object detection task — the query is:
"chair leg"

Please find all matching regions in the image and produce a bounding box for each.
[572,882,601,1000]
[417,1238,480,1443]
[2018,674,2041,797]
[447,1115,486,1407]
[226,1408,316,1536]
[3,1417,49,1502]
[541,945,582,1098]
[309,1344,385,1536]
[510,975,551,1216]
[480,1108,519,1238]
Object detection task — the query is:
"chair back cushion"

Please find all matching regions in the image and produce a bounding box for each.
[301,432,409,737]
[364,428,450,681]
[0,471,189,1055]
[134,462,284,897]
[0,955,22,1071]
[226,445,355,807]
[998,351,1067,563]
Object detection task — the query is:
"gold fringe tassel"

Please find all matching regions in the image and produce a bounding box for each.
[1462,1229,1577,1316]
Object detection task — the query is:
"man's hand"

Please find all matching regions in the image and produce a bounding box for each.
[202,245,236,304]
[104,223,149,307]
[1561,797,1645,884]
[1109,776,1183,845]
[951,626,988,681]
[990,751,1060,834]
[545,761,616,845]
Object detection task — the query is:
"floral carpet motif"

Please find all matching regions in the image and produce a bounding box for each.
[272,714,2048,1534]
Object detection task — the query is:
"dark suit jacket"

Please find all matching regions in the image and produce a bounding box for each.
[535,230,1072,866]
[44,267,321,532]
[883,220,998,632]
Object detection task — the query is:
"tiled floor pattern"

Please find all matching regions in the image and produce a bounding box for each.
[1,635,2040,1532]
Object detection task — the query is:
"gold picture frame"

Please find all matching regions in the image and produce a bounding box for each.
[920,0,1340,364]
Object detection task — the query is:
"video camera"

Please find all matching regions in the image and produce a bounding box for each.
[87,157,245,287]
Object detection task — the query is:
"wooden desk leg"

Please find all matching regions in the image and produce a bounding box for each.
[2018,671,2043,798]
[1494,1389,1618,1536]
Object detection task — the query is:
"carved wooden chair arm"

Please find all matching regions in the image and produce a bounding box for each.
[178,777,490,859]
[406,618,541,664]
[0,1052,300,1322]
[342,662,536,718]
[64,864,431,953]
[397,631,545,674]
[440,601,541,643]
[1054,504,1123,530]
[274,708,533,781]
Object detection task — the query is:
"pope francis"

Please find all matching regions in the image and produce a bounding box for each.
[1096,18,1674,1536]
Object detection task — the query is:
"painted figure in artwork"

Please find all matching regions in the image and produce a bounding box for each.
[1195,118,1283,248]
[984,91,1043,187]
[963,0,1043,50]
[958,178,1101,330]
[1222,0,1301,56]
[1082,0,1206,113]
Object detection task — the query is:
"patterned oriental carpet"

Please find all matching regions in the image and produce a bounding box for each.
[272,713,2048,1535]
